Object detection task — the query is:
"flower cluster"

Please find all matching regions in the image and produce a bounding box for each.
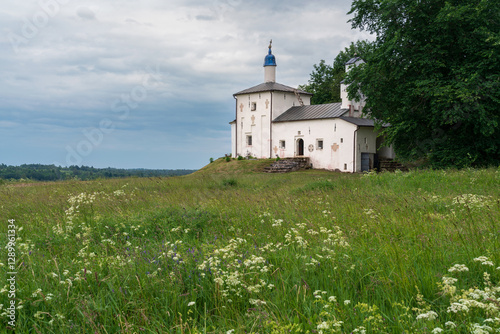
[197,238,273,304]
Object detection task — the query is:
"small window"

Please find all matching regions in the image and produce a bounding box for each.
[317,139,324,150]
[279,140,286,149]
[284,94,286,100]
[334,124,336,132]
[251,102,257,111]
[340,138,344,143]
[246,135,252,146]
[344,163,347,170]
[364,137,367,144]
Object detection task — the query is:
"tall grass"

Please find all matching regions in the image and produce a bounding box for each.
[0,163,499,333]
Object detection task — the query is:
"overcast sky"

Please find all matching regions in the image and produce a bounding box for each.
[0,0,372,170]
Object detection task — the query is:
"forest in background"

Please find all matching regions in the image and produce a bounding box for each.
[0,164,196,181]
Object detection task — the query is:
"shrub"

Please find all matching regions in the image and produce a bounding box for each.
[221,178,237,187]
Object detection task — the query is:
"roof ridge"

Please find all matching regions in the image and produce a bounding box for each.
[234,82,312,96]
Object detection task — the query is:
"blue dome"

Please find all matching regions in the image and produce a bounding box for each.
[264,47,276,66]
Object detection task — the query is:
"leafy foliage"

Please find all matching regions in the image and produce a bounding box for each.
[299,41,373,105]
[346,0,500,167]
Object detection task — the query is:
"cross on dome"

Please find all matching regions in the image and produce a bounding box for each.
[264,39,277,67]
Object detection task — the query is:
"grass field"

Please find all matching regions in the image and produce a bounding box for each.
[1,160,499,333]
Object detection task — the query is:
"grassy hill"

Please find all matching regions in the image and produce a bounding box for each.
[0,162,499,333]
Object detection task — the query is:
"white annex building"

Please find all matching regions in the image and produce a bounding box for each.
[230,43,395,172]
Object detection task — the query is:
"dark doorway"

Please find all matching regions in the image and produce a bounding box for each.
[297,139,304,156]
[361,153,370,172]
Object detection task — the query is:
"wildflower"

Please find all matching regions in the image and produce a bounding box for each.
[226,330,235,334]
[416,311,438,320]
[328,296,337,302]
[445,321,456,328]
[344,300,351,305]
[187,301,195,307]
[448,264,469,272]
[249,299,266,306]
[474,256,489,263]
[431,328,443,333]
[447,302,469,313]
[317,322,329,330]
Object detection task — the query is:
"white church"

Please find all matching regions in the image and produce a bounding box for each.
[230,42,395,172]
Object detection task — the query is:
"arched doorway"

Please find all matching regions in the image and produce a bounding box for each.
[297,138,304,156]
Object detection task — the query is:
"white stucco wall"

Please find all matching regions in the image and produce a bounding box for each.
[271,91,310,119]
[355,127,378,172]
[235,92,273,158]
[272,119,359,172]
[234,90,312,159]
[230,121,236,157]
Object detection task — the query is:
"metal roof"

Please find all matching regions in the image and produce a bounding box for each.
[273,103,346,122]
[339,117,375,126]
[340,116,390,127]
[345,57,363,65]
[234,82,312,96]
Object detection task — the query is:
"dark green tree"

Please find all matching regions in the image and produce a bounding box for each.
[346,0,500,167]
[300,40,373,105]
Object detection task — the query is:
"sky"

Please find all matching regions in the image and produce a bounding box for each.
[0,0,373,170]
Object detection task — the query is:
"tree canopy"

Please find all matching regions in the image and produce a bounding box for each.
[346,0,500,167]
[300,40,373,105]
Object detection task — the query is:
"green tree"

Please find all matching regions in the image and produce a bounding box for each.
[346,0,500,167]
[300,41,373,105]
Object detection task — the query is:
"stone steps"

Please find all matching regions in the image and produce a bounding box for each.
[379,159,408,172]
[264,157,310,173]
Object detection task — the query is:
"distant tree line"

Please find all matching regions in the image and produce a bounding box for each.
[0,164,196,181]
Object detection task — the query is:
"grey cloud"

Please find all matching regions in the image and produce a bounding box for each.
[76,7,97,21]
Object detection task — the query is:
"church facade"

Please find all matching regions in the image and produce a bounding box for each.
[230,43,394,172]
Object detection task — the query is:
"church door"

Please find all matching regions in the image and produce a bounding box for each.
[297,139,304,156]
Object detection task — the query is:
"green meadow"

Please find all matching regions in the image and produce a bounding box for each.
[1,160,499,333]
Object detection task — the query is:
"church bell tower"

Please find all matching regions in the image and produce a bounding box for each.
[264,40,276,83]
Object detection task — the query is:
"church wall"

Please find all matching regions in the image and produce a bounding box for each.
[272,92,307,119]
[235,92,272,158]
[272,119,358,172]
[230,121,236,157]
[355,127,378,172]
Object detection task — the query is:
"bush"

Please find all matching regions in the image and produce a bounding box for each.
[221,178,238,187]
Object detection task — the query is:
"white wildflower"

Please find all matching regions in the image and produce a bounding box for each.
[448,264,469,272]
[317,321,329,330]
[445,321,456,328]
[416,311,438,320]
[187,301,195,307]
[447,302,469,313]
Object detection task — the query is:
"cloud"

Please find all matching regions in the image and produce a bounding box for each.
[0,0,369,169]
[76,7,97,21]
